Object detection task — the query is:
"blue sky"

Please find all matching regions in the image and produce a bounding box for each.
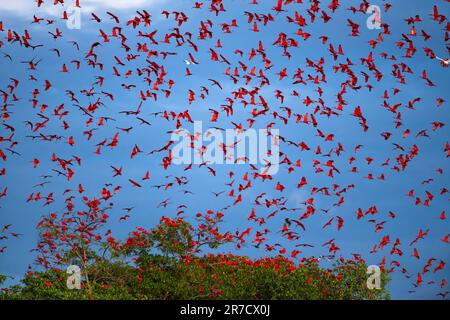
[0,0,449,299]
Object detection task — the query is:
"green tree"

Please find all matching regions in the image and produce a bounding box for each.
[1,212,390,300]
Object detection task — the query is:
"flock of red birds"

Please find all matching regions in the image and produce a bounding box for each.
[0,0,449,298]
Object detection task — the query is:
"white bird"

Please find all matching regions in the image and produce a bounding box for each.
[317,254,334,262]
[184,59,191,65]
[436,56,449,65]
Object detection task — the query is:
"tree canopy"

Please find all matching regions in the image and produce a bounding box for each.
[1,204,390,300]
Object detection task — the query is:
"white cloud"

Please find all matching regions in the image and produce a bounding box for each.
[84,0,157,9]
[0,0,164,16]
[0,0,35,13]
